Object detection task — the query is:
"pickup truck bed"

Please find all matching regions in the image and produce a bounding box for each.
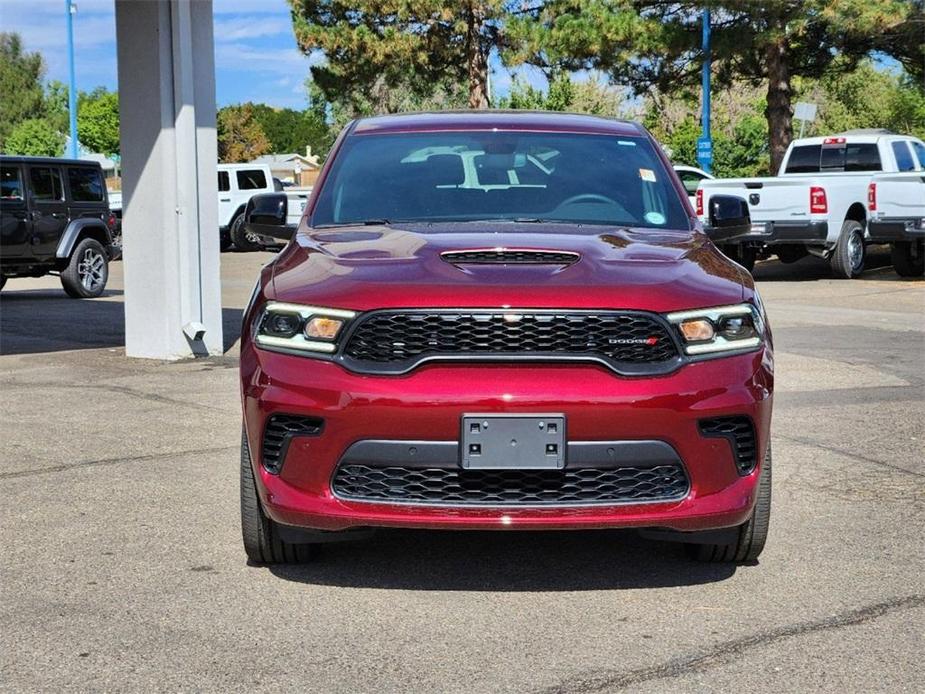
[698,133,925,278]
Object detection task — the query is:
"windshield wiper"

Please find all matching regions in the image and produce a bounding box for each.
[460,217,556,224]
[315,219,391,228]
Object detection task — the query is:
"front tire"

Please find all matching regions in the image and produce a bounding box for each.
[220,228,233,252]
[689,444,772,563]
[60,238,108,298]
[830,220,865,279]
[240,427,314,564]
[891,241,924,278]
[229,212,260,252]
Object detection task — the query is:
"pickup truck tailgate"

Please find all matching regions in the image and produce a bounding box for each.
[699,178,808,221]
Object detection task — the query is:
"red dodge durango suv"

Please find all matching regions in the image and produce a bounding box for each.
[239,112,773,564]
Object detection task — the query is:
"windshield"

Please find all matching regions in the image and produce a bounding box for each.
[311,131,689,230]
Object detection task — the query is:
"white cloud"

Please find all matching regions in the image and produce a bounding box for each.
[1,0,314,107]
[213,16,292,41]
[214,42,317,72]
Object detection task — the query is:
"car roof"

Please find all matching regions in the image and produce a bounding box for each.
[350,111,647,137]
[673,165,713,177]
[218,163,269,170]
[0,155,103,167]
[790,133,918,146]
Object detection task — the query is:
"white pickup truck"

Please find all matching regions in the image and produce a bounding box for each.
[698,131,925,278]
[218,163,310,251]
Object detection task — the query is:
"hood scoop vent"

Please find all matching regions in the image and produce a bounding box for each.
[442,249,580,266]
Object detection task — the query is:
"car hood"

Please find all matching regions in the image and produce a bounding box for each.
[270,223,749,313]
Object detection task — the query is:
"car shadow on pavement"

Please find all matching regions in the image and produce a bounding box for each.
[267,529,738,590]
[0,288,245,356]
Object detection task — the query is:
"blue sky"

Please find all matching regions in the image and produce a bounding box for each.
[0,0,540,109]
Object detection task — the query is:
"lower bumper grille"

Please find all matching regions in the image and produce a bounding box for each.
[262,414,323,474]
[699,416,757,475]
[331,463,689,506]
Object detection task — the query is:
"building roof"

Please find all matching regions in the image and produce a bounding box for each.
[351,111,646,137]
[251,153,320,169]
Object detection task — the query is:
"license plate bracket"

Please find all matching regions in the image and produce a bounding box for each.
[461,414,566,470]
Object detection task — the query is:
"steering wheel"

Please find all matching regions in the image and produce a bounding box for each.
[557,193,619,207]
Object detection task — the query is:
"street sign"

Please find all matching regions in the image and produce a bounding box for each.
[697,136,713,169]
[794,102,817,122]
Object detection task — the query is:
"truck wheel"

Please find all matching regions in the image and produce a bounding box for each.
[688,443,772,563]
[220,228,233,252]
[891,241,924,278]
[240,427,314,564]
[776,245,807,264]
[0,276,6,290]
[230,212,260,252]
[60,238,108,298]
[830,220,865,279]
[720,245,756,272]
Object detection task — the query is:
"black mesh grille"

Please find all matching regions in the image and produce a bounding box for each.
[342,311,679,370]
[262,414,323,474]
[332,464,689,506]
[442,250,579,265]
[699,416,757,474]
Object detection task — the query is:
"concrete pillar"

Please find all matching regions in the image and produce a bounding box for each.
[115,0,222,358]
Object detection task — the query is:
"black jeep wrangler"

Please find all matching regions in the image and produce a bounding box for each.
[1,156,116,298]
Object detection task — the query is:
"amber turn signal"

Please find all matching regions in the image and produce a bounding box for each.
[305,316,344,340]
[678,318,715,342]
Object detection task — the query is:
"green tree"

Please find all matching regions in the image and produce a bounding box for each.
[78,88,120,156]
[0,33,47,146]
[5,118,65,157]
[499,73,627,117]
[306,73,468,135]
[797,61,925,141]
[217,104,271,163]
[43,80,70,134]
[289,1,514,110]
[506,1,915,173]
[873,0,924,84]
[644,82,770,177]
[246,103,333,157]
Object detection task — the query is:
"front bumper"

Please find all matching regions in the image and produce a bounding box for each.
[241,346,773,533]
[707,220,828,246]
[867,217,925,243]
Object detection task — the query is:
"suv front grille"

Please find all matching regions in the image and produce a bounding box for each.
[262,414,323,474]
[699,416,757,475]
[331,463,689,506]
[442,250,579,265]
[341,310,680,373]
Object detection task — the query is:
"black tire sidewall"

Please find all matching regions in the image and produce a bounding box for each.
[61,237,108,298]
[891,242,925,277]
[230,212,259,252]
[831,220,865,279]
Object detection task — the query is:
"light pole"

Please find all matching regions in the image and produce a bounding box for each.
[696,7,713,174]
[66,0,78,159]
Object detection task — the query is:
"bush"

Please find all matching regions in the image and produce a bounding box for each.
[4,118,64,156]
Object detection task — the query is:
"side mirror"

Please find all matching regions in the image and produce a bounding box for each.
[706,194,751,243]
[244,193,296,241]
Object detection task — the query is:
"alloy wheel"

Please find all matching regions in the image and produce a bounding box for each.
[848,230,864,272]
[78,248,106,292]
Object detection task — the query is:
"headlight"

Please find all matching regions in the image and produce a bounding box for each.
[255,302,356,354]
[666,303,763,356]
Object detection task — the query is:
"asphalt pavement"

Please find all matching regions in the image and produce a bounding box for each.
[1,249,923,693]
